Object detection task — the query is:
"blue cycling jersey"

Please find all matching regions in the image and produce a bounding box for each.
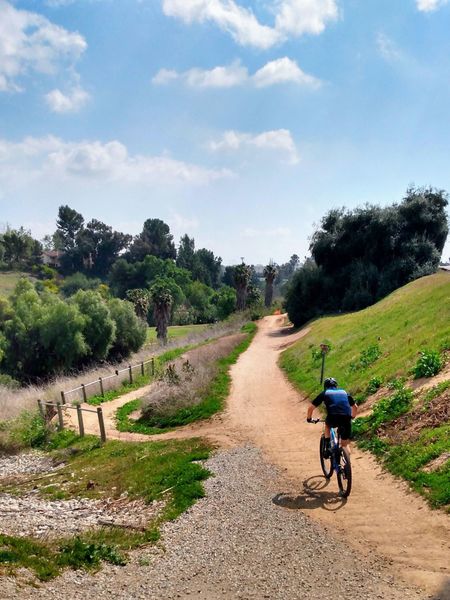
[312,388,354,416]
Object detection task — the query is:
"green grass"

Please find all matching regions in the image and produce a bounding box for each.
[87,346,193,405]
[145,324,209,345]
[281,272,450,400]
[0,433,211,579]
[117,322,257,435]
[0,271,35,297]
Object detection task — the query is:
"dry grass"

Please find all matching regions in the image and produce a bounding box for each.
[0,313,251,421]
[140,334,246,421]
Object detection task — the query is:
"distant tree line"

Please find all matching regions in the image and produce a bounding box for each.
[285,187,449,327]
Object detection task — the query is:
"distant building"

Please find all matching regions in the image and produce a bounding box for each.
[42,250,63,269]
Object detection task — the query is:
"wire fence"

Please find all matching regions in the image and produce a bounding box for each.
[60,358,155,405]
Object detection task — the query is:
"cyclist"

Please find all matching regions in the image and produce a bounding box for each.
[306,377,357,455]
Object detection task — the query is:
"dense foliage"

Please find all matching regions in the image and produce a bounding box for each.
[286,187,449,326]
[0,280,146,381]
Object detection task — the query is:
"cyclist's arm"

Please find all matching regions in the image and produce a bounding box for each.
[348,395,357,419]
[307,392,324,421]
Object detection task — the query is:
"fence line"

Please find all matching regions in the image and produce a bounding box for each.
[37,399,106,442]
[60,358,155,405]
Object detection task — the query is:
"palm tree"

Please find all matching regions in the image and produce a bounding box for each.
[263,263,277,308]
[126,288,150,321]
[234,263,252,311]
[149,280,173,344]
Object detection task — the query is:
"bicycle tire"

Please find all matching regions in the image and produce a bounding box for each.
[336,447,352,497]
[319,435,333,479]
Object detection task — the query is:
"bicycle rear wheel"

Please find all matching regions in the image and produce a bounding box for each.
[319,435,333,479]
[337,447,352,497]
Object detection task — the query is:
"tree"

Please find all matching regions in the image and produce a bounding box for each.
[71,290,116,360]
[0,227,41,269]
[126,288,151,321]
[177,234,196,271]
[194,248,222,288]
[128,218,176,262]
[108,298,147,359]
[246,283,262,308]
[214,286,236,320]
[149,279,173,344]
[76,219,131,278]
[61,273,102,297]
[263,263,277,308]
[233,263,252,311]
[56,205,84,251]
[286,187,449,327]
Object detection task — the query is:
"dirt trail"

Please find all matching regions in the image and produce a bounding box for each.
[65,316,449,595]
[225,315,450,595]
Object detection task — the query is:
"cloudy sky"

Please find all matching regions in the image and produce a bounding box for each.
[1,0,450,264]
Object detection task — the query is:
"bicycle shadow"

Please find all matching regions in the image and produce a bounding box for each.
[273,475,347,512]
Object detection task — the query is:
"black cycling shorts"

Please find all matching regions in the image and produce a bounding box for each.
[325,414,352,440]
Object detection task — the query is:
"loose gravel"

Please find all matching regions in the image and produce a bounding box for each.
[0,451,55,478]
[0,446,427,600]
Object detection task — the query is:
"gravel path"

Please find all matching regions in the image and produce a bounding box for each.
[1,446,425,600]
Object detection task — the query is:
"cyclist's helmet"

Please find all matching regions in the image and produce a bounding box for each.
[324,377,338,389]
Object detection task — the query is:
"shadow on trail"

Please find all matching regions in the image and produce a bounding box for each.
[273,475,347,512]
[267,327,298,339]
[430,580,450,600]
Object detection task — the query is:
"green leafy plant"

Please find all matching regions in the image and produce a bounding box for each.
[413,349,443,378]
[353,384,413,437]
[366,376,383,395]
[350,344,382,372]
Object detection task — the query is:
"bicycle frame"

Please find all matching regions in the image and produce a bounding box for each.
[329,426,341,475]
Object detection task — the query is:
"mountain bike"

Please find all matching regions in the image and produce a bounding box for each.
[309,419,352,498]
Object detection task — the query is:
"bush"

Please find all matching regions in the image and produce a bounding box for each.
[107,298,147,359]
[366,376,383,395]
[10,411,48,448]
[413,349,443,378]
[61,273,102,298]
[350,344,382,372]
[71,291,116,360]
[0,373,20,389]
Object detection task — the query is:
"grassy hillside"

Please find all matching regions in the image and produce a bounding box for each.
[0,271,34,297]
[281,272,450,401]
[281,272,450,509]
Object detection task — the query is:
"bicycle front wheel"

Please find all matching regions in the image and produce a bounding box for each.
[319,435,333,479]
[337,447,352,497]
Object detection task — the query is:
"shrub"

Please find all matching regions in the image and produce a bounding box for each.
[350,344,382,372]
[0,373,20,389]
[10,411,48,448]
[366,376,383,395]
[107,298,147,359]
[413,349,443,379]
[71,291,116,360]
[60,273,102,298]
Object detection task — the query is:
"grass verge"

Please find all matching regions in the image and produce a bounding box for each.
[0,432,211,580]
[116,322,257,435]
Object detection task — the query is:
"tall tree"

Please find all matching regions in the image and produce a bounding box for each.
[149,279,173,344]
[126,288,151,321]
[263,263,277,308]
[233,263,252,311]
[128,218,176,262]
[176,234,196,271]
[56,206,84,251]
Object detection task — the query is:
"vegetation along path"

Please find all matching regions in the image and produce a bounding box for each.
[63,316,449,597]
[224,315,450,595]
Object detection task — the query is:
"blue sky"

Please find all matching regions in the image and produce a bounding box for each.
[1,0,450,264]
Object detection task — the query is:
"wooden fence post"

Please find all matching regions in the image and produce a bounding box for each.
[128,365,133,384]
[56,402,64,431]
[37,399,45,419]
[76,404,85,437]
[141,361,144,376]
[151,357,155,377]
[97,407,106,443]
[99,377,104,397]
[60,391,66,405]
[81,383,87,403]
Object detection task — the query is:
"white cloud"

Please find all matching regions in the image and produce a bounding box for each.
[153,58,320,89]
[376,33,403,62]
[0,136,232,186]
[162,0,338,48]
[45,85,90,112]
[209,129,300,165]
[253,57,321,88]
[162,0,281,49]
[153,61,248,88]
[416,0,449,11]
[0,0,87,92]
[275,0,338,36]
[242,226,292,238]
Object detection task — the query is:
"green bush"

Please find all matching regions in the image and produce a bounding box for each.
[0,373,20,389]
[59,537,125,569]
[350,344,382,372]
[413,349,443,378]
[366,376,383,395]
[11,411,48,448]
[353,385,413,437]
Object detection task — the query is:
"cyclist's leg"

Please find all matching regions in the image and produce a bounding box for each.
[338,416,352,451]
